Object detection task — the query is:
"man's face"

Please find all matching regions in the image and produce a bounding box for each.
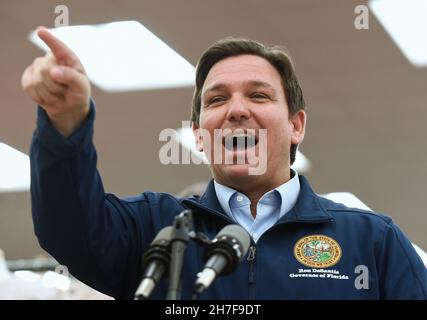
[193,54,306,189]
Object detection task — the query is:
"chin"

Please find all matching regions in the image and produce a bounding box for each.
[214,164,261,183]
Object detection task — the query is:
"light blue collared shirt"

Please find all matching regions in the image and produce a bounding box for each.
[213,170,300,243]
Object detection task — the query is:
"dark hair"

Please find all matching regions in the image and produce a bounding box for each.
[191,37,306,165]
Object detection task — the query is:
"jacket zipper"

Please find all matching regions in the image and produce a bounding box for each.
[247,245,256,299]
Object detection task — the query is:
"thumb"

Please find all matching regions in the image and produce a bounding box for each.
[50,66,87,89]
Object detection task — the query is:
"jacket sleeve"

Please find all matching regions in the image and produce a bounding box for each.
[30,100,149,299]
[378,219,427,299]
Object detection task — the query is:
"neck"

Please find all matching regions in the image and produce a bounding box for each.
[217,169,292,218]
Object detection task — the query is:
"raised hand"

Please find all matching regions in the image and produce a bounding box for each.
[22,26,91,137]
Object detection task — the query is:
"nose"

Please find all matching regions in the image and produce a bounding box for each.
[226,95,251,122]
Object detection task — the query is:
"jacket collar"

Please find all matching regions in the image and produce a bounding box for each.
[182,179,234,223]
[182,175,333,224]
[282,175,333,223]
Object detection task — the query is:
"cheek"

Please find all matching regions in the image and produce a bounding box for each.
[265,119,293,149]
[199,109,214,127]
[199,108,225,133]
[198,113,217,151]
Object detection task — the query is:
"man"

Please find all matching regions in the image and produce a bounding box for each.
[22,27,426,299]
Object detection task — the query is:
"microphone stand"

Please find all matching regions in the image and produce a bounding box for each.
[165,210,193,300]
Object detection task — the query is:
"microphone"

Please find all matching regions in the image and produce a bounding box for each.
[135,226,173,300]
[193,224,251,297]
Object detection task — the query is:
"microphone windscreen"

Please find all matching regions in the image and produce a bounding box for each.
[215,224,251,257]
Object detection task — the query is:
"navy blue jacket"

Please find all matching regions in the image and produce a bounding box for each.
[30,103,427,300]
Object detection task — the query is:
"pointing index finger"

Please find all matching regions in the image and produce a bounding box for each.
[36,26,76,65]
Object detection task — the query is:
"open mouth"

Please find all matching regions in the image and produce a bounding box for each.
[223,132,259,151]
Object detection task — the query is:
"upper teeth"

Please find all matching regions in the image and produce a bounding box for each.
[230,133,253,139]
[226,131,257,139]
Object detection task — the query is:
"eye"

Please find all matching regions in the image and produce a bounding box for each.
[208,96,227,105]
[250,93,270,100]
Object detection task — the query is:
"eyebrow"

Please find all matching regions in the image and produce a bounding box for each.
[202,80,276,97]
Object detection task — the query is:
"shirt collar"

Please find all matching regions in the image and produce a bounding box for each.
[182,175,333,223]
[213,169,300,221]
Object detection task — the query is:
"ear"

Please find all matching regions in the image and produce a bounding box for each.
[192,122,204,152]
[290,110,306,145]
